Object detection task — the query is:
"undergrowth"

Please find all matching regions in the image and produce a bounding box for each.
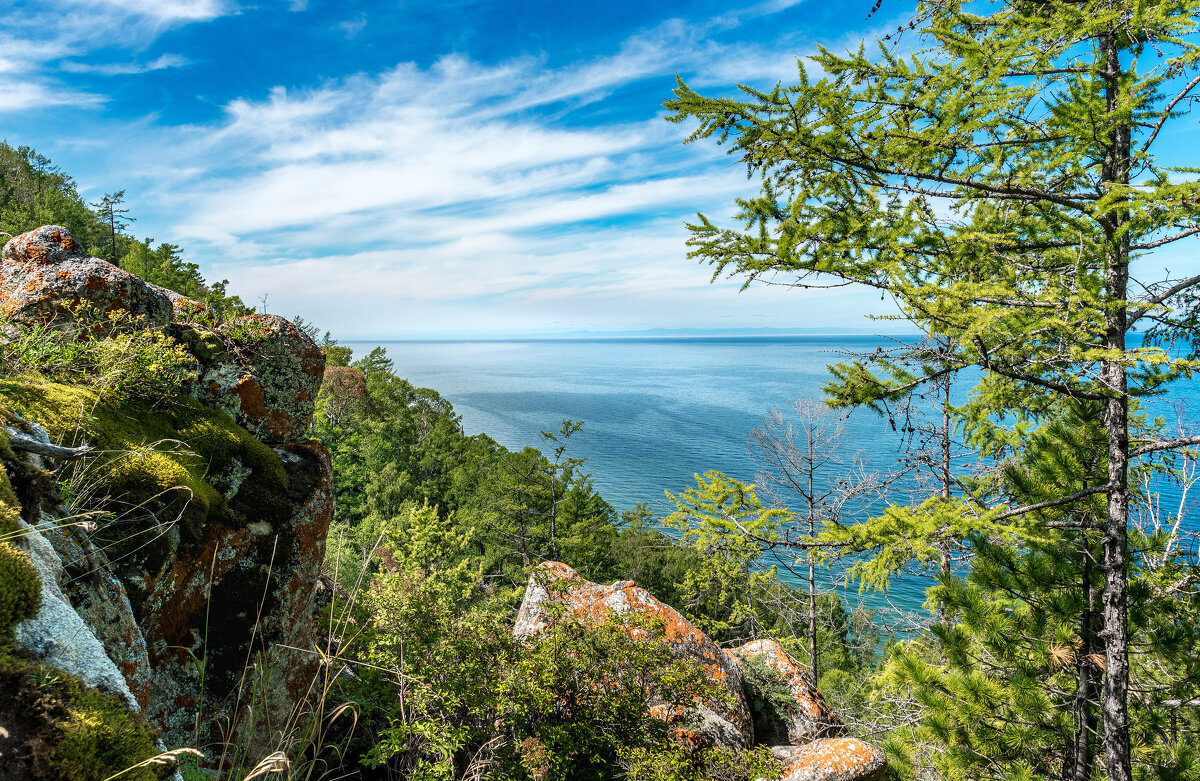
[0,304,192,402]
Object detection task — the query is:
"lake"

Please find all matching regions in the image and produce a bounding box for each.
[344,335,1198,621]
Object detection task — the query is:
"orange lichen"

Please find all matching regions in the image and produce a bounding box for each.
[781,738,885,781]
[731,638,843,741]
[232,374,269,418]
[516,562,752,748]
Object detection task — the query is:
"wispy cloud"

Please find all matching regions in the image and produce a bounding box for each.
[0,0,223,115]
[1,2,888,334]
[62,0,231,23]
[337,14,368,39]
[60,53,192,76]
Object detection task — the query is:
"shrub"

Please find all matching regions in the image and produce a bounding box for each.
[0,305,192,402]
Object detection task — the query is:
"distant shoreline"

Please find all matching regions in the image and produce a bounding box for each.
[342,332,923,343]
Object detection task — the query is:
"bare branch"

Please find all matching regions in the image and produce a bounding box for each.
[4,429,93,461]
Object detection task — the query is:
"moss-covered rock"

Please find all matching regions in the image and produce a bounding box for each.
[0,378,332,756]
[0,430,41,641]
[0,652,167,781]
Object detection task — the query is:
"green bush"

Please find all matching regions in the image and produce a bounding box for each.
[0,306,192,402]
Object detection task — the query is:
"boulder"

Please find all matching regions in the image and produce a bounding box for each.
[515,562,754,750]
[773,738,886,781]
[731,638,843,744]
[189,314,325,444]
[0,226,171,326]
[138,438,334,753]
[15,515,143,712]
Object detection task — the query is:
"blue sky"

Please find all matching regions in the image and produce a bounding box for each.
[0,0,920,337]
[6,1,1194,339]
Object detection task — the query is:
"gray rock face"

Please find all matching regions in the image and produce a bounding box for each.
[15,514,141,711]
[9,424,145,710]
[0,225,171,326]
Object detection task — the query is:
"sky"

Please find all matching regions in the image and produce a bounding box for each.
[2,1,1195,338]
[0,0,925,337]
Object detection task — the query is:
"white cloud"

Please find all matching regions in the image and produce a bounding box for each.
[0,0,222,115]
[338,13,367,39]
[0,81,102,111]
[9,9,885,334]
[63,0,230,23]
[60,53,191,76]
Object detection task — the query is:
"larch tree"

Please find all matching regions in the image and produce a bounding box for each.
[664,2,1200,778]
[747,396,888,681]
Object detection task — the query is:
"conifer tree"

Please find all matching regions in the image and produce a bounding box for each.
[665,3,1200,777]
[90,190,133,265]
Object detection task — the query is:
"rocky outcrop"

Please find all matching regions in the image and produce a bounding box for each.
[771,739,886,781]
[1,226,333,764]
[0,225,171,326]
[187,314,325,444]
[515,565,887,781]
[731,638,843,744]
[515,561,754,750]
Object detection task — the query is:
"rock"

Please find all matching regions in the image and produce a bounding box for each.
[0,226,171,326]
[189,314,325,444]
[731,638,843,744]
[139,438,334,753]
[775,738,886,781]
[14,515,141,711]
[515,562,754,750]
[6,421,147,711]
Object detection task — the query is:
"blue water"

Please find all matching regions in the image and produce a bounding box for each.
[343,336,1198,620]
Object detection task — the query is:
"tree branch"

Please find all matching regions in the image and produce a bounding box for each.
[4,429,93,461]
[991,483,1113,522]
[1131,436,1200,458]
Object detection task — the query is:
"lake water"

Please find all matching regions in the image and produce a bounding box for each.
[344,336,1198,621]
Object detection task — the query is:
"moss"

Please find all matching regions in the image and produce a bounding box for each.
[0,428,41,640]
[0,651,168,781]
[47,684,166,781]
[0,544,40,638]
[0,379,290,565]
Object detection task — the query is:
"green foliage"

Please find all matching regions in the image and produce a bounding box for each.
[739,657,797,745]
[354,554,760,781]
[662,471,788,639]
[0,142,101,246]
[0,652,167,781]
[120,240,248,319]
[0,306,194,402]
[620,743,780,781]
[879,401,1200,779]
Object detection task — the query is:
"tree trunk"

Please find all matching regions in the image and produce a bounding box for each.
[807,434,818,681]
[1098,27,1133,781]
[1065,541,1096,781]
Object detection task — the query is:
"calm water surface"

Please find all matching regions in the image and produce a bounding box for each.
[344,336,1198,620]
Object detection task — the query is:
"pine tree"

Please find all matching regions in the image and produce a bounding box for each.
[90,190,134,265]
[665,3,1200,776]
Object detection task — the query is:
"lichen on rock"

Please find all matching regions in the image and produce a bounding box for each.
[731,638,844,744]
[775,737,886,781]
[0,226,171,327]
[515,561,754,750]
[186,314,325,444]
